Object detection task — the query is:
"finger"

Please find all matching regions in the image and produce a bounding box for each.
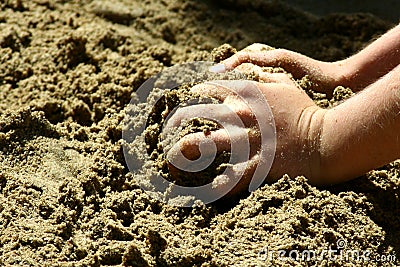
[258,72,297,87]
[210,51,274,73]
[191,80,262,101]
[191,80,275,130]
[164,102,255,129]
[190,82,261,128]
[170,81,262,128]
[209,44,276,73]
[190,83,234,102]
[215,154,261,197]
[168,127,260,163]
[169,129,230,161]
[235,63,297,86]
[166,129,231,175]
[167,129,262,189]
[223,96,257,128]
[193,80,265,102]
[219,49,309,79]
[241,43,275,53]
[221,49,289,70]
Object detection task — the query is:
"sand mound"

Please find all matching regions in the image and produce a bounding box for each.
[0,0,398,266]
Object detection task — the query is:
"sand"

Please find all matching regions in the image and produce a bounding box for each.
[0,0,399,266]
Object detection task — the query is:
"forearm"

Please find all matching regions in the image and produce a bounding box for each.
[339,24,400,90]
[319,64,400,184]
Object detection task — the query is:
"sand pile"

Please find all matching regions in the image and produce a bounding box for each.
[0,0,398,266]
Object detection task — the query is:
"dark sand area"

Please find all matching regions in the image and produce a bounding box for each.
[0,0,399,266]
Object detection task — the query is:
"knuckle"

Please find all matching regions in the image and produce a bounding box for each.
[275,72,292,80]
[178,134,200,155]
[243,43,273,52]
[236,62,260,73]
[273,48,290,61]
[235,51,251,63]
[190,83,207,93]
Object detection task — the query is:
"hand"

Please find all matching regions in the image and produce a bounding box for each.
[166,67,327,197]
[212,43,348,95]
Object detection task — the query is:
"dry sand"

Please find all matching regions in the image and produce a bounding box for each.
[0,0,399,266]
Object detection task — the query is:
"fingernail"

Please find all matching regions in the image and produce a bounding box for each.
[209,63,226,73]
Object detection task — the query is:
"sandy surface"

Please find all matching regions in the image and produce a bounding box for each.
[0,0,399,266]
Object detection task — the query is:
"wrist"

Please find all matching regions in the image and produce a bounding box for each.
[306,107,328,185]
[317,105,365,185]
[331,59,357,89]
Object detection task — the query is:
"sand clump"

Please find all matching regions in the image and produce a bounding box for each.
[143,84,226,187]
[0,0,399,266]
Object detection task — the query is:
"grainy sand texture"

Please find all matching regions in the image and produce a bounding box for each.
[0,0,399,266]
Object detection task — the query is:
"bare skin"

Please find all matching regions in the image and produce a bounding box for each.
[217,24,400,95]
[168,24,400,194]
[168,77,325,195]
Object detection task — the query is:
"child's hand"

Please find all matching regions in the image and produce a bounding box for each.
[212,43,347,95]
[166,67,326,195]
[166,24,400,196]
[218,24,400,94]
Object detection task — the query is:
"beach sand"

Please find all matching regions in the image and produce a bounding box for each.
[0,0,399,266]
